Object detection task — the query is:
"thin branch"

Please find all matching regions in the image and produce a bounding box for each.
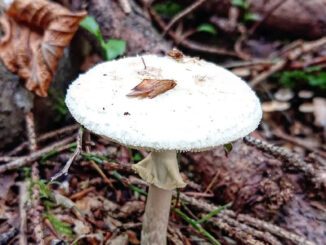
[0,156,19,162]
[0,227,18,245]
[25,112,44,245]
[149,7,239,58]
[0,136,75,173]
[173,208,221,245]
[51,127,83,182]
[249,0,289,36]
[119,0,132,14]
[212,216,282,245]
[212,218,265,245]
[234,213,316,245]
[250,37,326,87]
[234,0,289,59]
[163,0,207,35]
[179,193,315,245]
[273,130,326,158]
[243,136,326,189]
[84,131,114,187]
[8,124,78,156]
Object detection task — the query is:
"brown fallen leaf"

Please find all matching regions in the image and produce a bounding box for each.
[127,79,177,99]
[0,0,86,97]
[167,48,184,61]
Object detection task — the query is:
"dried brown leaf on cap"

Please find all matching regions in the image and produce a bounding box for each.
[127,79,177,99]
[0,0,86,97]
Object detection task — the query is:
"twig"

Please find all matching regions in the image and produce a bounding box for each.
[26,112,37,152]
[212,218,265,245]
[0,136,75,173]
[119,0,132,14]
[179,193,315,245]
[44,218,59,238]
[51,127,83,182]
[249,0,288,36]
[25,112,44,245]
[0,156,19,162]
[273,130,326,158]
[18,182,28,245]
[183,191,213,198]
[223,60,275,69]
[213,216,282,245]
[167,225,184,245]
[149,7,239,58]
[181,39,239,57]
[234,0,288,60]
[70,187,95,200]
[173,208,221,245]
[0,227,18,245]
[70,234,104,245]
[244,136,326,188]
[84,131,114,187]
[250,59,287,87]
[163,0,207,35]
[8,124,78,156]
[234,213,316,245]
[250,37,326,87]
[204,170,220,193]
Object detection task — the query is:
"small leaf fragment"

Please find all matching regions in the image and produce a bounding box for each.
[80,16,102,41]
[223,143,233,157]
[197,23,217,35]
[103,39,126,61]
[46,213,74,238]
[127,79,177,99]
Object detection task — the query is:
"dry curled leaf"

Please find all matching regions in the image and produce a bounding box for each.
[127,79,177,99]
[167,48,184,61]
[0,0,86,97]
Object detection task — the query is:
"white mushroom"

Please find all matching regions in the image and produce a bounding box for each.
[298,90,314,99]
[65,54,262,245]
[262,101,290,112]
[299,103,314,113]
[274,88,294,102]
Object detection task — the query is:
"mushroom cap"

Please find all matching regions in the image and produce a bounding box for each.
[66,55,262,151]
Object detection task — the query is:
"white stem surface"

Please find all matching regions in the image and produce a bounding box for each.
[138,150,185,245]
[141,184,172,245]
[132,150,186,190]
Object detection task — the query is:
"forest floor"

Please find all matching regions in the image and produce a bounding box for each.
[0,0,325,244]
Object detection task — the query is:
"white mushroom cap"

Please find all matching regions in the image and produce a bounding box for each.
[66,54,262,151]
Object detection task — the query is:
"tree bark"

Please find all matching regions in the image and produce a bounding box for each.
[188,0,326,38]
[85,0,171,55]
[0,62,33,149]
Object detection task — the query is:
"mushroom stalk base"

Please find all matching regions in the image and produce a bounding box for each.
[132,151,186,245]
[141,184,172,245]
[132,150,186,190]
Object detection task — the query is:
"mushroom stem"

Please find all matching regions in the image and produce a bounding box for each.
[142,184,172,245]
[132,150,186,190]
[132,150,186,245]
